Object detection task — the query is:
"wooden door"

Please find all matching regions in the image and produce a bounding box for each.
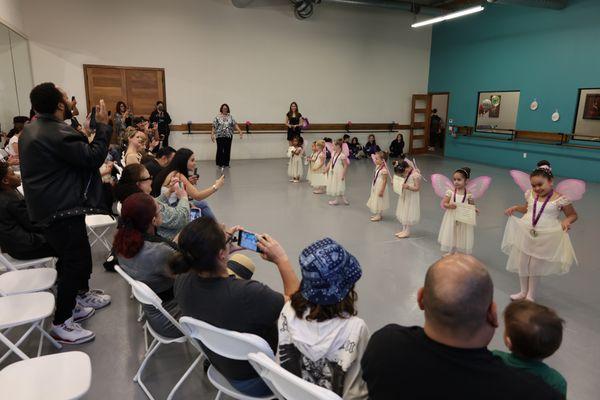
[83,65,166,118]
[409,94,431,154]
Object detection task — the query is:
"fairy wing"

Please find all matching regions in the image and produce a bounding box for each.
[342,142,351,165]
[555,179,586,202]
[466,176,492,200]
[371,154,377,166]
[431,174,453,198]
[509,170,531,193]
[325,142,334,157]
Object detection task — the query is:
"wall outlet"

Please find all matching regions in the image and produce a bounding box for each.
[523,153,527,158]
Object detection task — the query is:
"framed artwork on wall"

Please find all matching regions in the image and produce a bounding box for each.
[583,94,600,119]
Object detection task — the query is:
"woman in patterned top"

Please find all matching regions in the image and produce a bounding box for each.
[211,103,243,169]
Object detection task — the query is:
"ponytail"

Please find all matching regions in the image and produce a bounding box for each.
[113,226,144,258]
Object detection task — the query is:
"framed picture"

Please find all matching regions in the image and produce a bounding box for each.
[583,94,600,120]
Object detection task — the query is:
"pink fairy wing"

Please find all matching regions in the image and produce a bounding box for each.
[325,142,334,156]
[555,179,586,202]
[466,176,492,200]
[342,142,351,165]
[510,170,531,193]
[431,174,453,198]
[371,154,377,166]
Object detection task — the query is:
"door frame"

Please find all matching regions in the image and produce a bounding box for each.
[428,91,450,154]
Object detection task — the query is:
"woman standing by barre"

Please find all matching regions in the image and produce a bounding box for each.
[286,101,304,145]
[211,104,243,170]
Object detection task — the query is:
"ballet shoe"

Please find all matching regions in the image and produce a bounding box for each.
[510,292,527,301]
[525,295,535,302]
[370,215,382,222]
[342,199,350,206]
[396,231,409,238]
[313,190,324,194]
[289,179,295,182]
[328,200,339,206]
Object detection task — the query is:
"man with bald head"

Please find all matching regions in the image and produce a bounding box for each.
[361,255,562,399]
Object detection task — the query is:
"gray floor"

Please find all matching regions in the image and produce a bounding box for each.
[2,155,599,400]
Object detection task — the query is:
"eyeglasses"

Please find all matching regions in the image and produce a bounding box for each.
[137,176,152,182]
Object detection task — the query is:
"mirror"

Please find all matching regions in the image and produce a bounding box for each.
[476,90,520,133]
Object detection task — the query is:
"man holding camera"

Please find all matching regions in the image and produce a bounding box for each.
[19,82,112,344]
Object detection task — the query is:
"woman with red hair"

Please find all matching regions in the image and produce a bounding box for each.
[114,192,182,338]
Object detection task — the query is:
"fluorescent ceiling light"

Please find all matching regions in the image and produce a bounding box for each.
[411,5,484,28]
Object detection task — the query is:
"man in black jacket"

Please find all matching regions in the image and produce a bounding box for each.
[149,100,172,148]
[19,82,112,344]
[0,162,55,259]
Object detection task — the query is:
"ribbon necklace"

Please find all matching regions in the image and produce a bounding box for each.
[332,152,341,168]
[453,188,467,203]
[530,190,553,237]
[373,164,385,186]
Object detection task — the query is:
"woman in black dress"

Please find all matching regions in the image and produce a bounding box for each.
[286,102,304,144]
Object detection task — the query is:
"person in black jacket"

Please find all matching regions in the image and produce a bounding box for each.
[149,100,172,148]
[389,133,405,159]
[19,82,112,345]
[0,162,55,259]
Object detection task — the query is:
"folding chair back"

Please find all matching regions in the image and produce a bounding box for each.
[179,316,274,361]
[0,252,53,272]
[248,352,342,400]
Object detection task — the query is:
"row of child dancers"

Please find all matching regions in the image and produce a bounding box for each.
[288,138,585,302]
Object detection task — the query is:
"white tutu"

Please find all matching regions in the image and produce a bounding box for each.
[396,173,420,226]
[288,154,303,178]
[366,168,389,213]
[326,153,347,196]
[502,191,577,276]
[438,189,474,254]
[306,156,315,184]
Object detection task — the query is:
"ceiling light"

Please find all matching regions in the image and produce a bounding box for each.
[411,5,484,28]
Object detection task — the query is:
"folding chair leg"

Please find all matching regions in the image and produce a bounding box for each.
[135,342,162,400]
[215,391,223,400]
[0,331,29,361]
[35,321,62,354]
[167,354,203,400]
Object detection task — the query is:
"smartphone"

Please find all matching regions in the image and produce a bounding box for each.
[237,230,261,253]
[89,106,97,130]
[71,96,75,101]
[190,208,201,221]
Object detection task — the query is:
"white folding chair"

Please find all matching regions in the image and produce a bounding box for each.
[85,214,116,252]
[248,352,343,400]
[114,265,204,400]
[0,292,62,364]
[0,351,91,400]
[179,316,276,400]
[0,268,57,296]
[0,252,53,272]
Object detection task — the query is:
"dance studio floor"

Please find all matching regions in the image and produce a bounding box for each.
[3,155,598,399]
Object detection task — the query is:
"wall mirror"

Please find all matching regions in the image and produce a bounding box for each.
[573,88,600,141]
[475,90,520,133]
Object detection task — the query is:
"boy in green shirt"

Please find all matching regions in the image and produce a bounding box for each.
[493,300,567,398]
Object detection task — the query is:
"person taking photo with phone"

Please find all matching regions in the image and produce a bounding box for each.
[19,82,113,345]
[149,100,172,148]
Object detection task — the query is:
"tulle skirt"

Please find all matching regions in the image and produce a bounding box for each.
[366,182,389,214]
[311,170,328,187]
[396,190,420,226]
[501,216,577,276]
[438,209,474,254]
[326,170,346,196]
[306,162,314,184]
[288,155,303,178]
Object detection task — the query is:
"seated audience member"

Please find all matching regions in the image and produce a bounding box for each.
[0,162,55,259]
[363,134,380,158]
[114,164,190,240]
[493,300,567,397]
[278,238,369,400]
[170,218,300,397]
[5,123,23,158]
[389,133,405,158]
[349,137,364,159]
[152,148,223,220]
[124,127,147,166]
[361,254,562,400]
[6,116,29,141]
[142,146,176,177]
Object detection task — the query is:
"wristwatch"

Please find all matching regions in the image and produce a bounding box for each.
[212,184,218,191]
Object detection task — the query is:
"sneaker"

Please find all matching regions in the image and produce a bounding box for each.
[51,317,95,344]
[77,290,111,310]
[73,304,95,323]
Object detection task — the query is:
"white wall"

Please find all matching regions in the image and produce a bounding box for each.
[0,0,24,34]
[21,0,431,159]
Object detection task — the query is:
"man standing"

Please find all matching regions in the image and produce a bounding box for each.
[20,82,112,344]
[428,108,442,151]
[149,100,172,148]
[361,255,562,399]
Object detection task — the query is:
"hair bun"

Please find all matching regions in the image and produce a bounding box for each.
[168,252,192,275]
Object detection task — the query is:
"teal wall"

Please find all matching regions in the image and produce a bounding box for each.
[428,0,600,182]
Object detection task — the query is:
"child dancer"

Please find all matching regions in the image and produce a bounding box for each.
[311,140,328,194]
[366,151,390,221]
[432,167,491,255]
[287,136,304,183]
[503,160,583,301]
[306,141,317,186]
[394,160,421,238]
[326,139,349,205]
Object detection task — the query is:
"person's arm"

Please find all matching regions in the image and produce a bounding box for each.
[341,157,349,180]
[407,176,421,192]
[165,112,172,125]
[379,173,388,197]
[7,198,41,232]
[71,99,79,117]
[285,116,291,128]
[561,204,577,231]
[342,324,370,400]
[443,194,456,209]
[11,141,18,157]
[179,173,225,201]
[125,152,140,166]
[157,184,190,231]
[211,118,217,143]
[257,234,300,301]
[235,123,243,139]
[505,203,528,216]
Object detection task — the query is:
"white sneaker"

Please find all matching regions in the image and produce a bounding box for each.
[73,304,95,323]
[77,290,111,310]
[51,317,95,344]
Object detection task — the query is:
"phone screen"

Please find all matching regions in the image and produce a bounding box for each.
[190,208,201,222]
[238,230,260,252]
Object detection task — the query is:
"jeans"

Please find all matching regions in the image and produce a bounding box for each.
[43,216,92,325]
[192,200,216,220]
[216,137,233,167]
[229,376,273,397]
